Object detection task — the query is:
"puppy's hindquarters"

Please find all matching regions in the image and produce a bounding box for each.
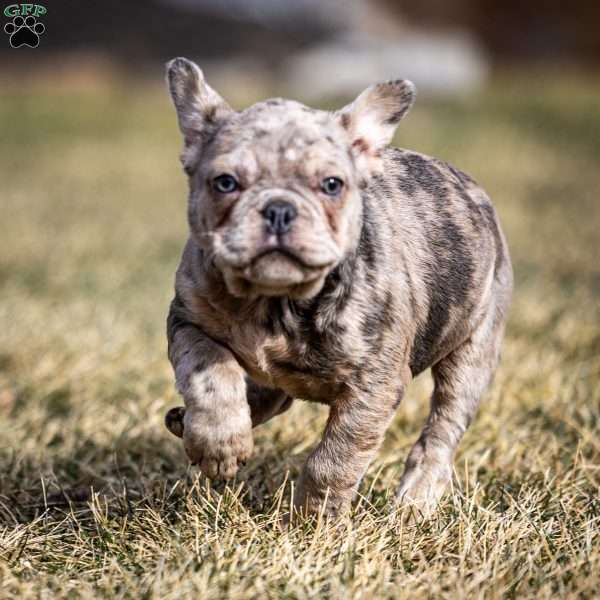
[396,246,512,513]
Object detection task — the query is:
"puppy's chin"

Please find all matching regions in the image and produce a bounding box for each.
[221,252,332,300]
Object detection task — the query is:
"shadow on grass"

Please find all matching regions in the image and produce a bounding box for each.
[1,425,307,526]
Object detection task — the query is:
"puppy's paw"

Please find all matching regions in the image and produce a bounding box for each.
[294,493,350,520]
[294,471,352,520]
[395,462,451,516]
[165,406,186,438]
[183,408,253,479]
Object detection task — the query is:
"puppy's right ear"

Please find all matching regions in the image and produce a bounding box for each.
[166,57,233,173]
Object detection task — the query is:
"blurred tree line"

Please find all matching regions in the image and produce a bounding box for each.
[0,0,597,67]
[389,0,600,63]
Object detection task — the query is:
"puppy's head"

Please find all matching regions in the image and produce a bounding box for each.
[167,57,415,299]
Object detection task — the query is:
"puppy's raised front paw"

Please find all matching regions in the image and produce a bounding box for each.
[179,407,253,479]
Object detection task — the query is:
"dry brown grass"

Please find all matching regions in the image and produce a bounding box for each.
[0,71,599,598]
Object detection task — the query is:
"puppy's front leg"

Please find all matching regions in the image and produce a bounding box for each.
[168,307,253,479]
[296,385,404,518]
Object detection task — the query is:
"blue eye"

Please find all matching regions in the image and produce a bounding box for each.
[321,176,344,196]
[212,174,239,194]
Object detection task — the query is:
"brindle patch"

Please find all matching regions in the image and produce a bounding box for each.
[445,162,475,187]
[480,202,505,275]
[409,208,475,375]
[399,153,449,198]
[357,197,380,274]
[270,359,314,376]
[261,298,298,339]
[359,290,396,354]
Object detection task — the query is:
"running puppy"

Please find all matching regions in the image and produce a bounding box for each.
[163,57,513,518]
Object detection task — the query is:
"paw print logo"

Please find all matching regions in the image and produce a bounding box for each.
[4,15,45,48]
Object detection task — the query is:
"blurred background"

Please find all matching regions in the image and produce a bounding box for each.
[1,3,599,595]
[1,0,599,555]
[2,0,600,96]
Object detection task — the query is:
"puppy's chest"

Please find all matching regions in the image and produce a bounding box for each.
[228,321,352,403]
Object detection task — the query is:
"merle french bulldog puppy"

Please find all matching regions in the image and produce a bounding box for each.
[163,57,512,518]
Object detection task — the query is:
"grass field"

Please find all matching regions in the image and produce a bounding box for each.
[1,71,599,598]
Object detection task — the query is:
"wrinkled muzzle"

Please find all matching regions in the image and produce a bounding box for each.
[212,191,342,299]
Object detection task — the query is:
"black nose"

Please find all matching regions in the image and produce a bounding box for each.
[262,200,297,235]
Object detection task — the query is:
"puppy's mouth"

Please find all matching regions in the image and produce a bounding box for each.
[252,247,331,270]
[244,249,331,286]
[227,248,335,298]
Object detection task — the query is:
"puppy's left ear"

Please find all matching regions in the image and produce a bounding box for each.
[166,57,234,173]
[337,80,416,173]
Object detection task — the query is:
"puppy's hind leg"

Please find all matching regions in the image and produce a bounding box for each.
[396,300,508,514]
[246,378,294,427]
